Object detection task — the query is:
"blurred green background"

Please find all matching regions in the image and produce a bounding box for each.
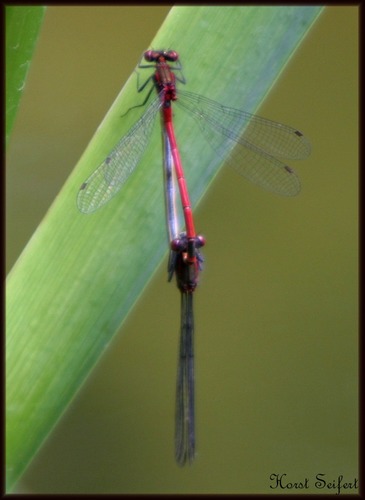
[6,5,358,494]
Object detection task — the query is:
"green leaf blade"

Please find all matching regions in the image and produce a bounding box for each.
[6,6,46,145]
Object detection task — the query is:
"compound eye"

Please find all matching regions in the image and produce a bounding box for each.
[196,235,206,248]
[144,50,159,62]
[166,50,179,61]
[171,237,185,252]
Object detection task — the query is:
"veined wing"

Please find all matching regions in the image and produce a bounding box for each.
[177,90,311,196]
[77,96,162,213]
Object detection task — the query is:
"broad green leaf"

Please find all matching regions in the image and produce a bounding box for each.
[6,6,46,145]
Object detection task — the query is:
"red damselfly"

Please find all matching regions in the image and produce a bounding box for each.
[77,49,310,466]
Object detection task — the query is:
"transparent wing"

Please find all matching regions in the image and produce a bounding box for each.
[177,90,311,196]
[77,96,162,213]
